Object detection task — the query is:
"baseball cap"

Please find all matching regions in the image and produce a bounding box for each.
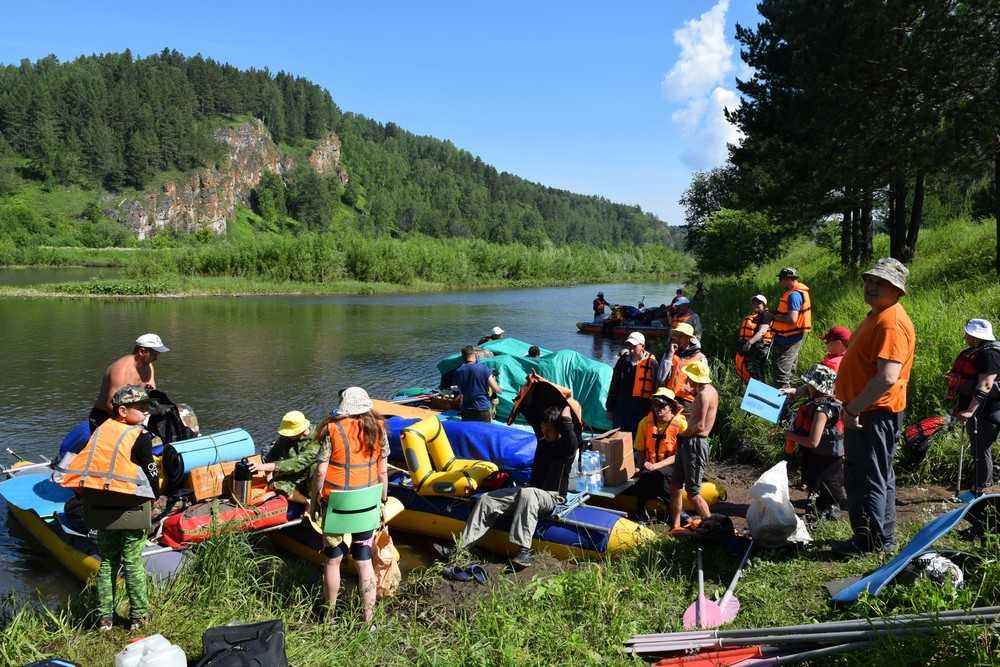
[752,294,767,306]
[651,387,677,405]
[112,384,150,407]
[674,296,690,306]
[821,325,852,344]
[491,326,504,336]
[965,318,995,341]
[777,267,799,279]
[625,332,646,347]
[135,333,169,352]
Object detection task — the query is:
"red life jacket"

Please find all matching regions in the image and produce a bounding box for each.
[786,399,844,457]
[946,342,1000,402]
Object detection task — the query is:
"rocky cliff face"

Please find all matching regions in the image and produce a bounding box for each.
[107,119,345,240]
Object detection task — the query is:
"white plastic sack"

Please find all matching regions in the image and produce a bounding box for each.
[746,461,810,546]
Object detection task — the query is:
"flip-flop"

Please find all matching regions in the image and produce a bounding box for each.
[442,565,473,582]
[469,563,488,584]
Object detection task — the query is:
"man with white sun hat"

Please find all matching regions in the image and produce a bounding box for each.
[949,318,1000,494]
[90,333,170,431]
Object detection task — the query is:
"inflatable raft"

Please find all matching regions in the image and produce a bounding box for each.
[576,321,672,338]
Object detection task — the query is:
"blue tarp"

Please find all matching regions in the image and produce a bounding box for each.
[386,416,538,483]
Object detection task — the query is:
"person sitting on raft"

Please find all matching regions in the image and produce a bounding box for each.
[632,388,687,522]
[56,385,160,632]
[249,410,319,507]
[784,364,847,520]
[450,405,577,569]
[593,291,609,321]
[312,387,389,625]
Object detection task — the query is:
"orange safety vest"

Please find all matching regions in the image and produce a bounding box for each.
[666,353,698,404]
[593,298,607,315]
[55,419,154,499]
[643,413,684,465]
[323,418,382,497]
[771,282,812,338]
[673,311,693,325]
[631,354,658,399]
[737,312,773,344]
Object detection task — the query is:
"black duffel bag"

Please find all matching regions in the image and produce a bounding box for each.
[195,619,287,667]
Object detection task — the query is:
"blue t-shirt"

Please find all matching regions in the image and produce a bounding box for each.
[775,291,805,343]
[454,361,494,411]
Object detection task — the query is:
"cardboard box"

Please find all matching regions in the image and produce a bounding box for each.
[188,455,265,501]
[591,430,636,486]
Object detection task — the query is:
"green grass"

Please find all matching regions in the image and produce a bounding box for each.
[691,217,1000,485]
[2,519,997,666]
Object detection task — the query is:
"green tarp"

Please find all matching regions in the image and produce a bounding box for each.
[438,342,612,431]
[436,337,551,377]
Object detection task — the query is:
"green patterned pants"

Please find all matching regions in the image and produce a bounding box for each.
[96,529,148,618]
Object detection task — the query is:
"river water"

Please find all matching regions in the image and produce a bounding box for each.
[0,273,676,604]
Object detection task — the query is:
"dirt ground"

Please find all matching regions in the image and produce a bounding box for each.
[403,462,960,611]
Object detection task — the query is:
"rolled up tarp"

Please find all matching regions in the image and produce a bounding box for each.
[163,429,255,488]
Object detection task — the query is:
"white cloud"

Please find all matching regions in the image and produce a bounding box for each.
[664,1,743,171]
[662,0,733,100]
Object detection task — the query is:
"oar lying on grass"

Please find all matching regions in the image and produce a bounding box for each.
[651,641,876,667]
[682,544,707,629]
[628,612,999,655]
[681,541,753,630]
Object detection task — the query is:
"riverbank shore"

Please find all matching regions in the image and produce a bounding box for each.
[0,271,683,298]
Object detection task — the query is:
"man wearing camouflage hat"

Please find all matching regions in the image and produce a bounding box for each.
[834,257,915,555]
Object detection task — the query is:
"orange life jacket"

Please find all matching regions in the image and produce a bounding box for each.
[643,413,685,465]
[673,311,693,326]
[666,353,698,404]
[55,419,155,499]
[771,282,812,338]
[945,343,1000,402]
[738,312,774,344]
[593,298,607,315]
[322,418,382,497]
[631,354,658,399]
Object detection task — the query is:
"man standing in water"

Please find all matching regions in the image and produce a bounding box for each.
[90,334,169,432]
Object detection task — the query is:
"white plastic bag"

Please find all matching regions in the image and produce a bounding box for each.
[746,461,810,546]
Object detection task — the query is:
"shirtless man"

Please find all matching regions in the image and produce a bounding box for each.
[669,360,718,530]
[90,333,169,431]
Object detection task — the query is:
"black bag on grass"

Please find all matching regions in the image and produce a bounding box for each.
[195,619,287,667]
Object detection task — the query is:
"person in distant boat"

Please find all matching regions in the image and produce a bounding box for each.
[477,326,505,346]
[670,288,685,308]
[527,345,542,358]
[90,333,169,432]
[670,297,703,338]
[455,345,503,422]
[593,292,609,321]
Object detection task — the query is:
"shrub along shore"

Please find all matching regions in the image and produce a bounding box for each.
[0,233,693,297]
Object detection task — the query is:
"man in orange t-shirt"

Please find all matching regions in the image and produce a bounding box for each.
[833,257,915,555]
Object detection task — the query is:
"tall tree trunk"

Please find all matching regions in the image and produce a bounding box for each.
[889,178,908,260]
[851,206,863,268]
[995,149,999,276]
[841,206,854,266]
[861,188,874,264]
[902,172,924,263]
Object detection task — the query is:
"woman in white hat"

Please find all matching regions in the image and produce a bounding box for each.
[948,319,1000,494]
[312,387,389,624]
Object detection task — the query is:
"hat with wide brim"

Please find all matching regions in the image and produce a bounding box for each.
[672,322,695,338]
[965,318,995,341]
[335,387,374,417]
[801,363,837,395]
[682,360,712,384]
[862,257,909,294]
[277,410,312,437]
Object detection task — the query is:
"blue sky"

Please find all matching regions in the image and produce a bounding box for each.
[0,1,760,225]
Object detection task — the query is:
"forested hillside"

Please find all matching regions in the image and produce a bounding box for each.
[0,49,672,248]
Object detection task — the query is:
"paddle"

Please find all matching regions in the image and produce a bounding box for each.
[714,541,753,627]
[653,645,766,667]
[682,545,709,629]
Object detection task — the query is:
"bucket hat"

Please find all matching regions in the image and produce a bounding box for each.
[335,387,374,417]
[801,364,837,396]
[672,322,695,338]
[625,332,646,346]
[965,318,995,341]
[277,410,311,437]
[682,360,712,384]
[863,257,909,294]
[112,384,150,407]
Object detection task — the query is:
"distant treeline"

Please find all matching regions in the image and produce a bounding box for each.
[0,50,676,248]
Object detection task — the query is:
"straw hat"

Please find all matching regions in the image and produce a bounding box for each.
[673,322,695,338]
[682,360,712,384]
[335,387,374,417]
[277,410,311,437]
